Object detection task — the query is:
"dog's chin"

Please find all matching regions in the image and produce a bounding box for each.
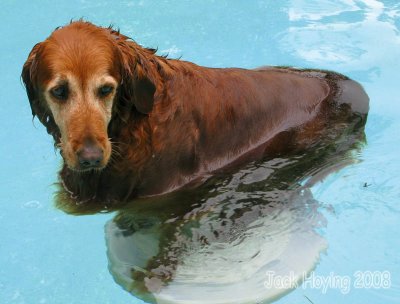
[65,161,107,173]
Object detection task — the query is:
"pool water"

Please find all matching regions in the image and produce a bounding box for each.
[1,1,399,303]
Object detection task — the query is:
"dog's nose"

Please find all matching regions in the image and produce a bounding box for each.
[77,143,104,169]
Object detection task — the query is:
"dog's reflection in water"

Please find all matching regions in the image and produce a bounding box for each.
[106,169,328,304]
[56,105,367,303]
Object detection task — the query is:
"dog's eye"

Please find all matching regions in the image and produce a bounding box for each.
[99,85,114,97]
[51,85,68,101]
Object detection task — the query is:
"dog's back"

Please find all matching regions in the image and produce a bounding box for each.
[136,64,369,196]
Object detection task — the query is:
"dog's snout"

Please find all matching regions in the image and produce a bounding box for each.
[77,143,104,169]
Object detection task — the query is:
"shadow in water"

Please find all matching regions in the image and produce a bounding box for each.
[56,103,367,303]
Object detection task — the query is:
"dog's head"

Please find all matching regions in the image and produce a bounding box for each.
[22,21,156,171]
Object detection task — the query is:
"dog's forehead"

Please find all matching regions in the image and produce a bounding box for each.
[40,25,119,82]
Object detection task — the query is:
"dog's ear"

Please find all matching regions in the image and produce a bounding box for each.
[21,42,60,143]
[115,36,156,115]
[21,43,42,117]
[131,63,157,114]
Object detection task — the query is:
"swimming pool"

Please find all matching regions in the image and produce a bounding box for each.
[1,0,399,303]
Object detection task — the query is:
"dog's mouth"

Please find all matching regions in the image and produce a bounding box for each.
[68,165,106,173]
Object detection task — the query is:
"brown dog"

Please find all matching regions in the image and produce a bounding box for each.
[22,21,369,204]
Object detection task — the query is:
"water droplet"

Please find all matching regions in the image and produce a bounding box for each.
[22,200,42,209]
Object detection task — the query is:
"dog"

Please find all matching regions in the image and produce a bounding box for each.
[22,21,369,204]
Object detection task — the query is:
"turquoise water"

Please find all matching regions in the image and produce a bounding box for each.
[1,1,399,303]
